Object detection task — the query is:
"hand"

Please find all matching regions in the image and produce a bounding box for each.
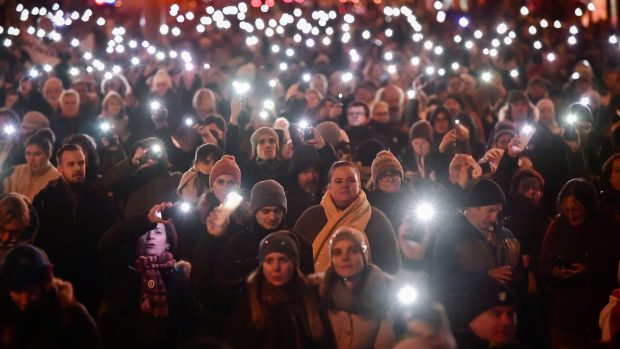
[507,137,526,158]
[206,207,231,237]
[196,124,219,145]
[455,124,469,141]
[101,135,120,151]
[439,130,457,153]
[488,266,513,284]
[230,95,242,125]
[305,128,326,149]
[148,202,173,224]
[131,148,157,171]
[481,148,504,164]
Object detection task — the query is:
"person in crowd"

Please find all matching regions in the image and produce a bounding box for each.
[400,120,441,183]
[294,160,401,274]
[539,178,620,349]
[0,108,23,170]
[343,101,372,152]
[64,133,102,182]
[368,100,407,154]
[0,244,102,348]
[454,277,522,349]
[433,178,524,330]
[33,144,119,314]
[285,144,329,226]
[20,111,51,140]
[0,193,39,260]
[2,128,60,201]
[376,84,406,125]
[366,150,411,229]
[101,137,182,217]
[12,76,49,116]
[428,106,455,152]
[240,126,289,190]
[41,77,64,118]
[224,230,334,349]
[51,89,94,145]
[354,80,378,105]
[177,143,224,204]
[148,68,180,127]
[599,153,620,213]
[498,90,538,129]
[98,203,201,349]
[354,138,386,187]
[312,227,396,349]
[97,91,143,165]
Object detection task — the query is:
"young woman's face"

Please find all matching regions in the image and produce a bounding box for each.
[331,240,365,278]
[25,144,49,173]
[516,177,542,205]
[136,223,169,256]
[262,252,295,287]
[105,97,123,116]
[211,174,239,203]
[560,195,586,227]
[328,166,361,208]
[433,113,450,134]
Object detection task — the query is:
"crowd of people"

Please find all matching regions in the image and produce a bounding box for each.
[1,0,620,348]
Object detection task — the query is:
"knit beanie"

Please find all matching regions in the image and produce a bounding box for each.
[409,120,434,143]
[507,90,529,105]
[22,111,50,130]
[370,150,403,185]
[316,121,343,146]
[510,168,545,196]
[250,127,280,159]
[464,277,517,323]
[493,121,517,144]
[329,227,371,264]
[465,178,506,208]
[259,230,299,266]
[355,139,385,167]
[250,180,287,214]
[1,244,53,291]
[289,144,322,176]
[209,155,241,188]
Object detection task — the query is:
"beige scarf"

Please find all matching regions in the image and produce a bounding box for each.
[312,190,372,272]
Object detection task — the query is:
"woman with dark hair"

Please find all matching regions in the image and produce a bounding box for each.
[98,203,201,349]
[2,128,59,200]
[225,230,333,349]
[0,193,39,260]
[312,227,396,349]
[539,178,620,349]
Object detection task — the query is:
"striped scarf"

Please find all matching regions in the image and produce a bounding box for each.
[134,252,175,318]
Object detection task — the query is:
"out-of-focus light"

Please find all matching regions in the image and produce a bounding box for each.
[575,8,583,17]
[69,67,79,76]
[384,51,393,61]
[423,40,434,50]
[385,28,393,37]
[568,36,577,45]
[434,46,443,55]
[286,48,295,57]
[569,25,579,35]
[533,41,542,50]
[528,26,537,35]
[433,1,443,10]
[566,113,578,124]
[398,285,418,305]
[436,11,446,23]
[540,19,549,28]
[465,40,474,49]
[510,69,519,78]
[587,2,596,11]
[481,71,492,83]
[268,79,277,88]
[342,72,354,83]
[43,64,52,73]
[547,53,556,62]
[609,35,618,44]
[411,56,420,66]
[407,90,416,99]
[387,65,397,74]
[520,6,529,16]
[96,17,106,26]
[70,38,80,47]
[496,22,507,35]
[279,62,288,71]
[579,96,590,106]
[474,30,483,39]
[362,30,371,40]
[554,20,562,29]
[131,57,140,66]
[451,62,460,71]
[458,17,469,27]
[454,35,462,43]
[425,66,435,76]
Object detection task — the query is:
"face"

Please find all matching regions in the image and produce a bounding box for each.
[371,102,390,124]
[10,286,43,311]
[331,240,365,278]
[469,306,516,345]
[155,81,168,96]
[44,81,63,105]
[20,79,32,95]
[447,77,464,94]
[305,91,321,109]
[377,171,402,193]
[560,196,586,227]
[433,113,450,134]
[496,134,513,150]
[60,94,80,118]
[0,219,28,247]
[310,76,327,95]
[255,206,284,231]
[347,106,368,126]
[319,99,335,118]
[256,134,278,160]
[262,252,295,287]
[443,98,462,115]
[328,166,361,208]
[136,223,169,256]
[197,93,215,116]
[516,177,542,205]
[297,167,320,194]
[412,139,430,157]
[25,144,48,173]
[537,102,555,124]
[211,174,239,203]
[57,150,86,184]
[105,97,123,116]
[509,100,529,122]
[355,88,375,104]
[466,204,502,231]
[610,159,620,191]
[195,157,216,175]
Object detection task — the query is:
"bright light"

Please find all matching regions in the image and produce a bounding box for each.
[554,20,562,29]
[587,2,596,11]
[521,124,534,135]
[569,25,579,35]
[387,65,397,74]
[528,26,537,35]
[3,124,16,135]
[540,19,549,28]
[547,53,556,62]
[151,144,162,154]
[520,6,529,16]
[510,69,519,78]
[398,285,418,305]
[579,96,590,106]
[571,72,581,80]
[566,114,578,124]
[407,89,416,99]
[411,57,420,66]
[232,81,251,95]
[302,73,311,82]
[458,17,469,27]
[415,203,435,221]
[184,117,194,126]
[496,22,508,35]
[568,36,577,45]
[100,122,112,132]
[223,192,243,210]
[279,62,288,71]
[481,71,492,83]
[150,101,161,111]
[451,62,460,71]
[341,72,353,83]
[609,35,618,44]
[575,8,583,17]
[474,30,483,39]
[299,120,309,129]
[180,202,191,213]
[533,41,542,50]
[269,79,277,88]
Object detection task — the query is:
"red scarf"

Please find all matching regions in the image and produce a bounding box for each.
[134,252,175,318]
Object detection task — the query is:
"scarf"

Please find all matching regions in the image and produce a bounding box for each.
[134,252,175,318]
[313,190,372,272]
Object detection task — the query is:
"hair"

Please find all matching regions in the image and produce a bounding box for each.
[100,73,132,96]
[43,77,63,94]
[60,89,80,104]
[101,90,126,119]
[64,133,100,169]
[556,178,600,221]
[327,160,360,182]
[0,108,19,124]
[370,100,389,115]
[194,143,223,164]
[347,101,370,118]
[192,88,217,110]
[25,128,56,158]
[0,193,31,228]
[246,266,324,341]
[55,144,83,165]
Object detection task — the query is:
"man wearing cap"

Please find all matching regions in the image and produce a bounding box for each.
[0,244,101,347]
[432,178,524,328]
[294,160,401,275]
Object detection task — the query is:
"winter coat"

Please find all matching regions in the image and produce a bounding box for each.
[1,163,60,201]
[293,204,401,275]
[33,178,119,314]
[366,189,413,231]
[311,264,396,349]
[0,278,101,349]
[286,188,322,228]
[0,193,39,260]
[98,213,201,349]
[539,211,620,335]
[101,159,182,217]
[368,120,408,155]
[432,212,525,329]
[241,158,291,192]
[176,166,209,204]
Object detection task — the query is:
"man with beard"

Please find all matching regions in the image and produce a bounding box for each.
[33,144,119,314]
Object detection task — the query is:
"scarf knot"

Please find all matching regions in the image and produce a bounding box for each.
[134,252,175,318]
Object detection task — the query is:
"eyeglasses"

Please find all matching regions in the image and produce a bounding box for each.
[378,172,401,181]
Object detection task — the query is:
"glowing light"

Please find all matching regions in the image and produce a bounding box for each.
[533,41,542,50]
[341,72,354,83]
[540,19,549,28]
[553,20,562,29]
[568,36,577,45]
[451,62,460,71]
[411,57,420,66]
[569,25,579,35]
[566,114,577,124]
[496,23,508,35]
[407,90,416,99]
[579,96,590,106]
[575,8,583,17]
[474,30,483,39]
[481,71,492,83]
[459,17,469,27]
[520,6,529,16]
[398,285,418,305]
[528,26,537,35]
[609,35,618,44]
[510,69,519,78]
[546,53,556,62]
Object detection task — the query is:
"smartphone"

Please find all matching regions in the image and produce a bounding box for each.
[519,125,536,146]
[138,149,159,165]
[303,127,315,141]
[162,202,194,221]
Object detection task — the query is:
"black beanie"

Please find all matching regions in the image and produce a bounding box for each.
[289,144,322,176]
[1,244,53,291]
[355,139,385,167]
[250,180,287,214]
[259,230,300,266]
[465,178,506,207]
[464,277,517,323]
